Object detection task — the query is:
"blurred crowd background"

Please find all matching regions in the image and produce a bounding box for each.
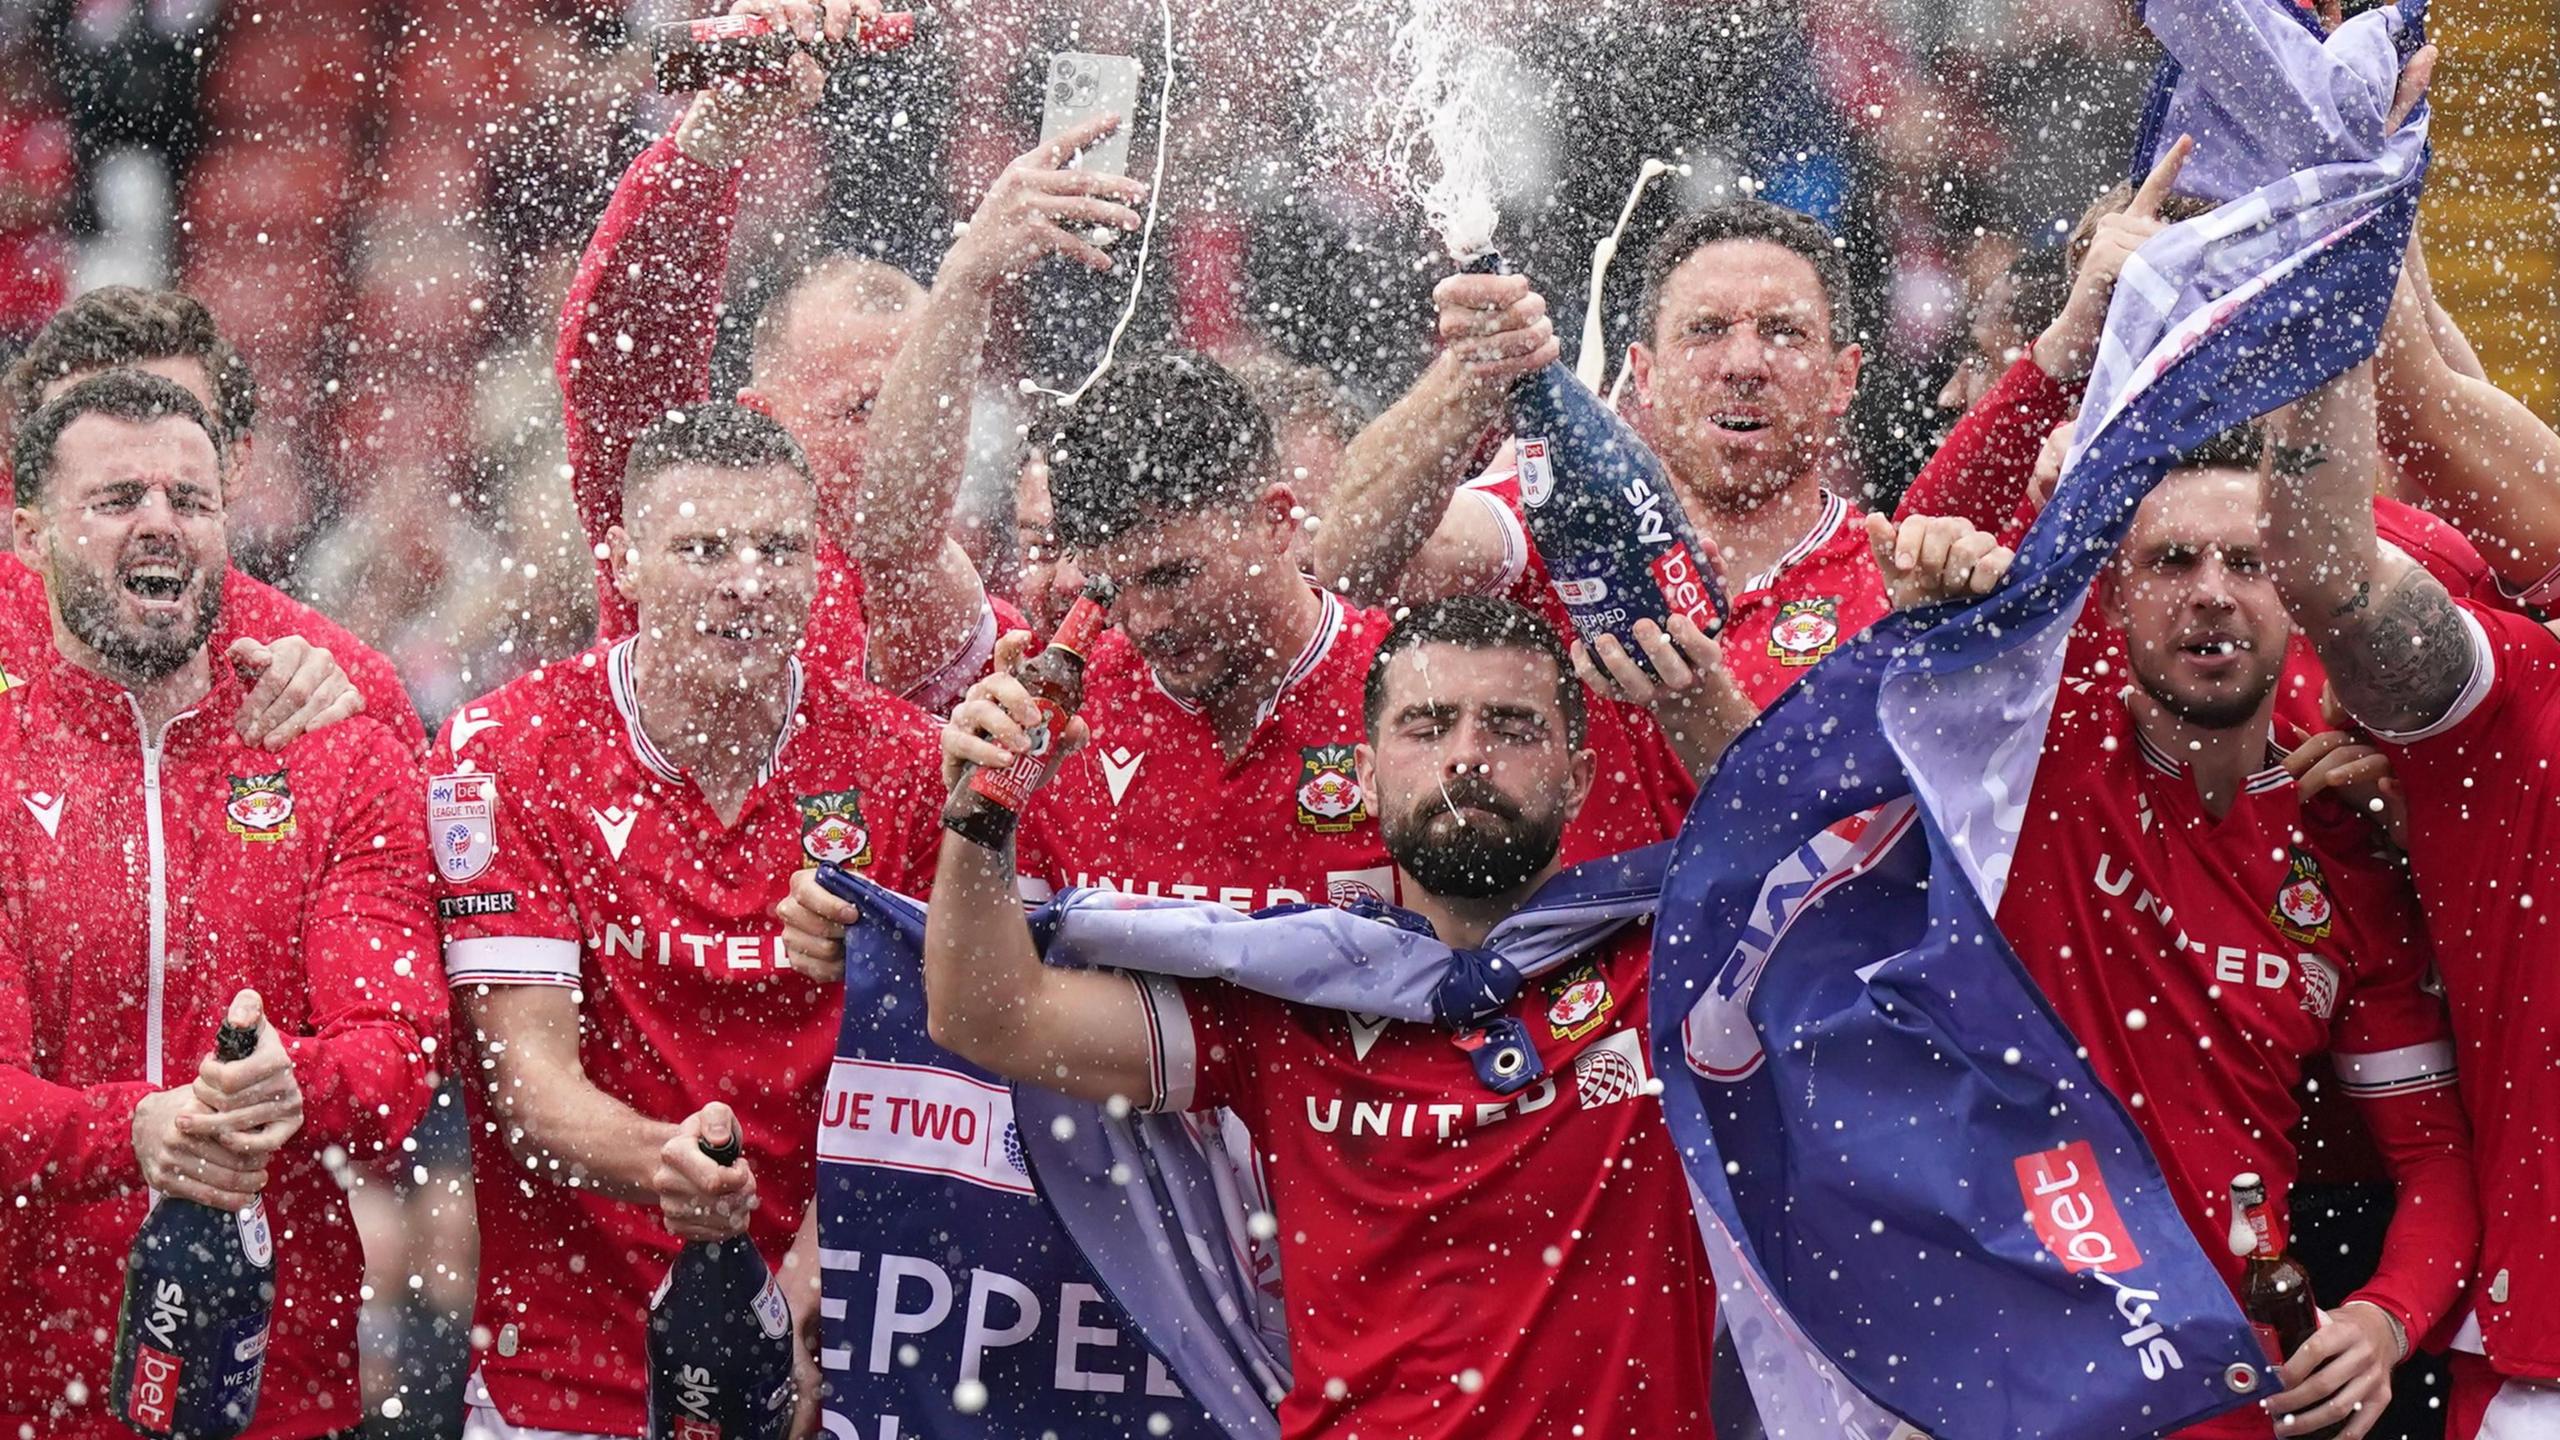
[0,0,2550,1429]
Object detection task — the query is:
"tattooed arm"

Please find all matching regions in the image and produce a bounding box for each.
[2260,362,2480,735]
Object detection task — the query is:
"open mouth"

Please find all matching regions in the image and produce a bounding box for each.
[1709,412,1771,436]
[2178,635,2248,660]
[121,562,188,604]
[702,617,766,642]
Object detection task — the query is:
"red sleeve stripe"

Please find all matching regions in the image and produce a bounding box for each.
[2335,1038,2460,1096]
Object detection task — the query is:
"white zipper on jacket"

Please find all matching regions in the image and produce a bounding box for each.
[124,695,202,1088]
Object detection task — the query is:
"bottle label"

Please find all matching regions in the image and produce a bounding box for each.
[687,14,774,42]
[236,1199,273,1268]
[968,700,1066,813]
[2251,1321,2286,1366]
[126,1343,183,1434]
[1518,437,1557,507]
[753,1274,790,1340]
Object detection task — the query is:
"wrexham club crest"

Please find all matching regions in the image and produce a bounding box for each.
[798,789,872,869]
[2269,845,2335,945]
[1295,744,1368,833]
[225,770,296,843]
[1767,596,1842,666]
[1545,957,1614,1042]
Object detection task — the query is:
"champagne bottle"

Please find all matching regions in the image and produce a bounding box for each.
[109,994,276,1440]
[652,10,919,93]
[1459,251,1728,677]
[647,1127,796,1440]
[2228,1172,2342,1439]
[943,577,1115,851]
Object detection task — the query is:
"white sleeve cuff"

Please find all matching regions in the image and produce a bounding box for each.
[2359,604,2494,744]
[444,935,582,988]
[2333,1038,2459,1097]
[1456,481,1531,597]
[1132,972,1199,1114]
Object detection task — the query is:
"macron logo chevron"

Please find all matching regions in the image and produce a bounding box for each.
[1345,1013,1391,1061]
[22,790,62,839]
[1098,746,1145,806]
[591,805,639,862]
[449,707,500,752]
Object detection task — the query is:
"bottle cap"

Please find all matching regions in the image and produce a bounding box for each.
[1078,574,1118,606]
[215,990,263,1061]
[697,1106,744,1167]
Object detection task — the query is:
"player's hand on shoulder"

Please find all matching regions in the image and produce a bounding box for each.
[777,868,862,982]
[2283,723,2411,852]
[942,630,1089,788]
[2263,1301,2402,1439]
[228,635,363,751]
[1868,513,2014,611]
[655,1102,759,1242]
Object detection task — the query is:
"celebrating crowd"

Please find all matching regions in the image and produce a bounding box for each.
[2,1,2557,1439]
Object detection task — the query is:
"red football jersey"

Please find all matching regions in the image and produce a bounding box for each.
[430,638,944,1435]
[1134,922,1715,1439]
[1467,470,1891,709]
[2371,602,2560,1379]
[2001,672,2460,1425]
[1017,586,1696,911]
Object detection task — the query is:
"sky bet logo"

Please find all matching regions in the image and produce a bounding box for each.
[2015,1141,2186,1382]
[127,1278,190,1431]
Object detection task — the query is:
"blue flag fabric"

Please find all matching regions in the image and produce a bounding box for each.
[811,881,1224,1439]
[1649,2,2429,1436]
[810,846,1673,1439]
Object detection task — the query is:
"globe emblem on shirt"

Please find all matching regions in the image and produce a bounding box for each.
[1001,1121,1028,1176]
[2297,954,2342,1021]
[1767,597,1842,665]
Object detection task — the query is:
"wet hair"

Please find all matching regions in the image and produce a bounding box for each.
[1637,199,1854,346]
[621,400,814,512]
[1363,595,1588,748]
[749,254,926,378]
[1225,350,1368,445]
[12,370,222,507]
[2170,421,2268,474]
[1045,350,1274,551]
[4,287,257,445]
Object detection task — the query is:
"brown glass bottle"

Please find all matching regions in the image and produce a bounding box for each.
[651,11,919,93]
[943,578,1115,850]
[2229,1173,2341,1439]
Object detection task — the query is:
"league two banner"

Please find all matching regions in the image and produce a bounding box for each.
[1650,1,2433,1436]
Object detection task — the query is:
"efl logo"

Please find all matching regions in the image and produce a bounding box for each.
[2015,1140,2144,1275]
[128,1344,182,1432]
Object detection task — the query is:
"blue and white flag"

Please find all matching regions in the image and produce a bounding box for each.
[810,849,1664,1439]
[1651,2,2430,1437]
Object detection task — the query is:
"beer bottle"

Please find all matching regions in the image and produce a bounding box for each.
[652,10,918,93]
[109,994,277,1440]
[1456,251,1728,680]
[646,1124,796,1440]
[2228,1172,2341,1439]
[944,577,1116,851]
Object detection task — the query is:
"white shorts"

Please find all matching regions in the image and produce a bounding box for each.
[459,1371,636,1440]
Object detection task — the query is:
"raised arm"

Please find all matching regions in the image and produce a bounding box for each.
[2261,362,2476,736]
[2372,252,2560,596]
[849,115,1143,698]
[920,658,1160,1102]
[1311,271,1553,605]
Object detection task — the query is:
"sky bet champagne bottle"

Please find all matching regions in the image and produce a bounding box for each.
[109,995,276,1440]
[1460,251,1728,677]
[647,1127,796,1440]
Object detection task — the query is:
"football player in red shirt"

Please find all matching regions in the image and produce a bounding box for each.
[1993,433,2476,1440]
[2265,358,2560,1438]
[0,371,446,1439]
[559,0,1033,711]
[1316,199,1888,708]
[2,285,416,754]
[432,402,944,1440]
[920,596,1718,1439]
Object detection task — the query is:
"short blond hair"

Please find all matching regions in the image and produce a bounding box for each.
[750,255,926,376]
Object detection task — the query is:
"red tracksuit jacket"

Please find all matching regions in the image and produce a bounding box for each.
[0,650,447,1440]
